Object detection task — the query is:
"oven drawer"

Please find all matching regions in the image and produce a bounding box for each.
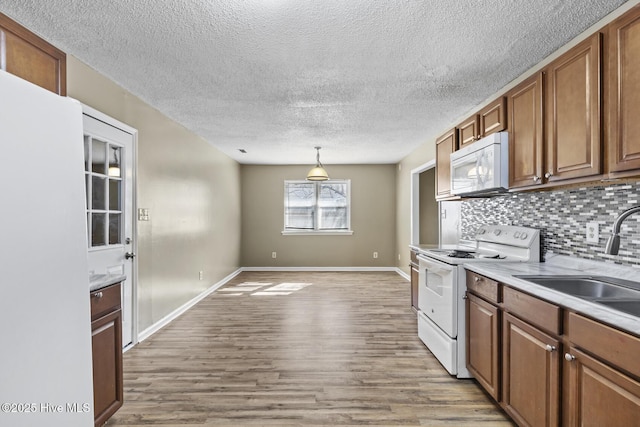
[418,311,457,375]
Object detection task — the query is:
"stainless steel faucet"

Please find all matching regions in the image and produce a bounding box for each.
[604,205,640,255]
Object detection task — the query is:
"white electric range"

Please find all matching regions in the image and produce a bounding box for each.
[415,224,540,378]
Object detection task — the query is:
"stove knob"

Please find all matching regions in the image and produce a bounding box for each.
[520,233,528,240]
[494,229,502,236]
[514,232,521,238]
[478,228,486,235]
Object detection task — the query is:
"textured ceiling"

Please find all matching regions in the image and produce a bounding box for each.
[0,0,629,164]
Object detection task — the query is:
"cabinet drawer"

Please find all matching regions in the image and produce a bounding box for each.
[567,312,640,379]
[90,283,121,321]
[410,250,418,265]
[466,271,500,304]
[503,286,561,335]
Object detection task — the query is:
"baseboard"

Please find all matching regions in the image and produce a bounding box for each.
[242,266,411,281]
[241,266,399,272]
[137,268,243,343]
[396,268,410,281]
[137,266,408,343]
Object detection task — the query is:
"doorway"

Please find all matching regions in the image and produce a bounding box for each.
[82,105,137,348]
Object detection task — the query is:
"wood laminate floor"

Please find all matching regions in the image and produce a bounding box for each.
[107,271,513,426]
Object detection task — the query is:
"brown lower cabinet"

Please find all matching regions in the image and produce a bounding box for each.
[502,312,560,427]
[410,250,419,311]
[465,270,640,427]
[90,283,124,427]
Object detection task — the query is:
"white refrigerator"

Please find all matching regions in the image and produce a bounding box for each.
[0,71,94,426]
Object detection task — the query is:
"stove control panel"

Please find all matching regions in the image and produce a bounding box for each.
[475,225,540,248]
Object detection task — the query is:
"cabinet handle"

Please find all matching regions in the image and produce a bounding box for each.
[93,291,103,299]
[545,172,553,179]
[545,345,557,352]
[474,277,480,282]
[564,353,576,362]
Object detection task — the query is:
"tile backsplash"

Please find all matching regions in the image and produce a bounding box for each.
[460,181,640,267]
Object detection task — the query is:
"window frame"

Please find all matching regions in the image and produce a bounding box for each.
[282,179,353,235]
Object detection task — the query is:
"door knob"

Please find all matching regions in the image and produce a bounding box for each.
[125,252,136,260]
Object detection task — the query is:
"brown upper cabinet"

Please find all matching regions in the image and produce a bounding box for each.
[545,33,602,182]
[436,128,458,199]
[458,97,507,148]
[507,73,544,189]
[0,12,66,95]
[608,6,640,175]
[458,115,480,148]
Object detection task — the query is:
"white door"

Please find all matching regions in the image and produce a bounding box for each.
[82,110,136,348]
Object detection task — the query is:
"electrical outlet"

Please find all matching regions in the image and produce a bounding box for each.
[272,252,277,259]
[199,271,204,280]
[373,251,378,259]
[586,222,599,243]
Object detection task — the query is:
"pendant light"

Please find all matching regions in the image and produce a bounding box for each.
[108,146,121,177]
[306,146,330,181]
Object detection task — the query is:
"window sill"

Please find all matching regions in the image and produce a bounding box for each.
[281,230,354,236]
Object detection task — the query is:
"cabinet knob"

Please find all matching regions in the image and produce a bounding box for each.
[533,175,540,182]
[545,172,553,179]
[474,277,480,282]
[545,345,557,352]
[564,353,576,362]
[93,291,103,299]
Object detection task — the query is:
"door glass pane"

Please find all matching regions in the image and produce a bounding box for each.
[85,174,89,209]
[108,146,121,178]
[92,176,106,210]
[109,214,121,245]
[84,136,90,172]
[91,139,107,174]
[92,213,106,246]
[109,179,121,210]
[285,182,315,229]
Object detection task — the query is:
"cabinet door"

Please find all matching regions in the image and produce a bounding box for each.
[565,346,640,427]
[608,5,640,174]
[466,294,500,400]
[546,33,602,182]
[0,12,66,95]
[502,312,560,427]
[480,97,507,137]
[410,264,419,310]
[92,309,124,427]
[507,73,544,188]
[435,128,458,199]
[458,115,479,148]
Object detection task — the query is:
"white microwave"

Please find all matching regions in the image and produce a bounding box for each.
[450,132,509,196]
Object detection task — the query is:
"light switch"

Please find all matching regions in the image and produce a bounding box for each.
[138,208,150,221]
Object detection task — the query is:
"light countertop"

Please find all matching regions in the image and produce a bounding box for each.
[89,273,126,292]
[463,254,640,337]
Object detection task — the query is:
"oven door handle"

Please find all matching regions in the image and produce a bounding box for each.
[416,254,455,275]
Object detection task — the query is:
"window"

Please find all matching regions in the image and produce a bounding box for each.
[84,135,124,248]
[283,180,352,234]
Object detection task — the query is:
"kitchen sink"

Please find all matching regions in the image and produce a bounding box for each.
[593,299,640,317]
[514,275,640,317]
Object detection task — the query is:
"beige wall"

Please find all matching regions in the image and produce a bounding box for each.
[67,56,241,332]
[396,141,436,275]
[241,164,396,266]
[419,168,438,245]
